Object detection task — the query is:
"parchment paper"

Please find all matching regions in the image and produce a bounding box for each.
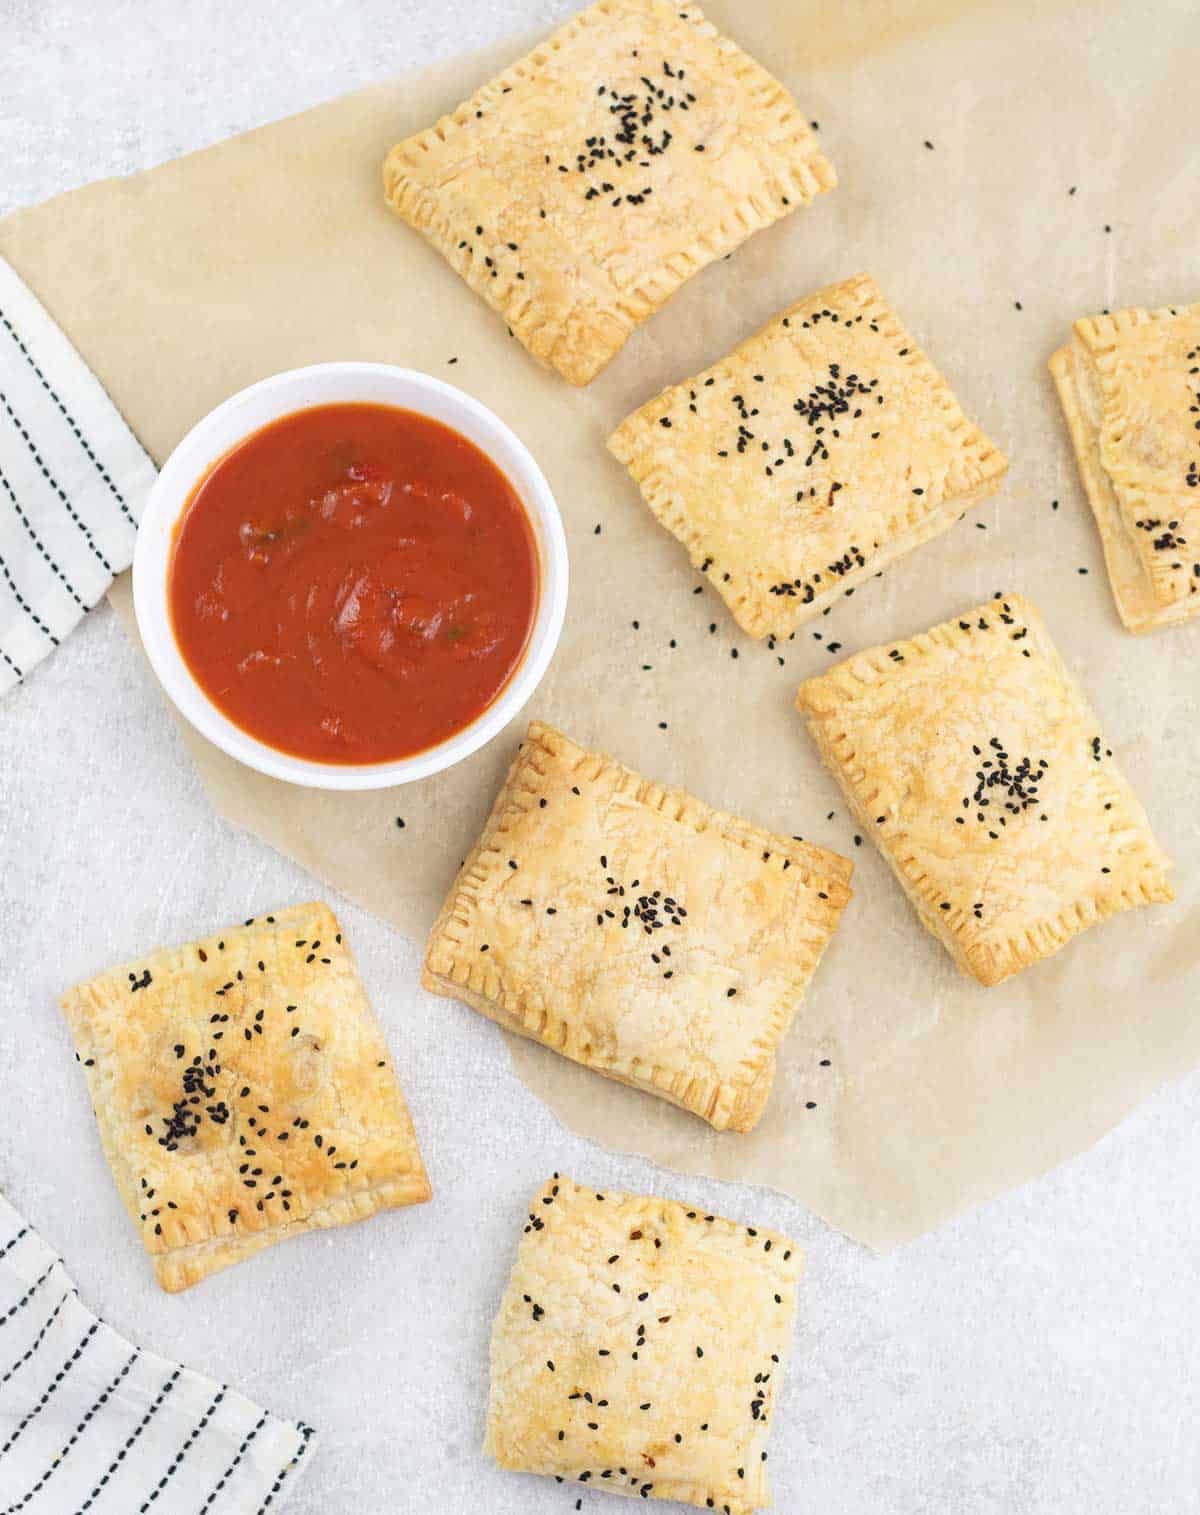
[3,0,1197,1249]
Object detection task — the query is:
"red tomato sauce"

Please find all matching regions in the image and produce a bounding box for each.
[168,403,539,764]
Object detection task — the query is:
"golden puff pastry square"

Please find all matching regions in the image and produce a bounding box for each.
[383,0,834,386]
[795,594,1172,988]
[485,1175,802,1512]
[61,903,431,1292]
[423,721,852,1132]
[1049,300,1200,633]
[608,273,1008,638]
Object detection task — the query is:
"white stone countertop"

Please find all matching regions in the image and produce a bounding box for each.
[1,3,1197,1512]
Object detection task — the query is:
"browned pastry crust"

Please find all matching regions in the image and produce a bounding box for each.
[61,903,431,1290]
[796,594,1172,986]
[1049,300,1200,633]
[609,273,1007,637]
[485,1175,802,1511]
[424,721,852,1131]
[383,0,834,385]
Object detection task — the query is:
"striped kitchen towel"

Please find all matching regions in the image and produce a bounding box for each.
[0,256,156,695]
[0,1193,315,1513]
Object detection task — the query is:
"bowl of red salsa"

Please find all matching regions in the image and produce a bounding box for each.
[134,364,568,787]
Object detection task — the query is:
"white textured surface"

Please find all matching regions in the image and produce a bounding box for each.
[1,4,1199,1513]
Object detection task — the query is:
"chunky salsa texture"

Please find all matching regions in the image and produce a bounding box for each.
[169,402,539,764]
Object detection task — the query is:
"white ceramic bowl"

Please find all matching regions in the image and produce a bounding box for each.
[133,363,568,789]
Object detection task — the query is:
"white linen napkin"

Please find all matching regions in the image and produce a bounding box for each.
[0,256,156,695]
[0,1192,315,1514]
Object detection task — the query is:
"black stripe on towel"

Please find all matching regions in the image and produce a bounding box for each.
[255,1422,315,1514]
[0,1258,59,1327]
[137,1385,227,1512]
[2,1347,140,1514]
[0,1226,28,1264]
[0,1288,75,1387]
[196,1411,269,1513]
[0,388,114,573]
[0,551,59,645]
[76,1366,182,1513]
[0,465,86,611]
[0,306,138,527]
[0,1318,99,1457]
